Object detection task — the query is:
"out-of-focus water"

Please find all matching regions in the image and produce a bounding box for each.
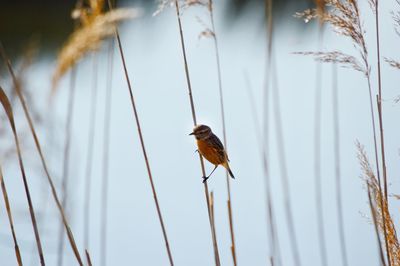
[0,1,400,266]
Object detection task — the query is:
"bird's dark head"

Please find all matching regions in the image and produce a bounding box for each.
[189,124,212,140]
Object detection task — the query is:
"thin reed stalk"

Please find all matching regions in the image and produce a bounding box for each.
[243,72,281,266]
[57,67,77,266]
[0,163,23,266]
[332,64,348,266]
[84,53,99,251]
[85,249,93,266]
[367,184,386,266]
[314,26,328,266]
[263,0,279,264]
[207,0,236,264]
[373,0,388,202]
[107,1,174,265]
[357,143,394,265]
[100,39,115,266]
[271,55,302,266]
[296,1,391,263]
[0,86,45,265]
[173,0,220,264]
[0,43,83,266]
[366,74,391,266]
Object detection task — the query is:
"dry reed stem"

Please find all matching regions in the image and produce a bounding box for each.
[314,24,328,266]
[107,1,174,265]
[265,2,301,265]
[332,64,349,266]
[244,71,281,266]
[100,39,115,266]
[207,0,237,264]
[372,0,389,206]
[295,1,391,262]
[85,249,93,266]
[271,55,302,266]
[57,68,77,266]
[0,44,84,265]
[368,183,387,266]
[83,53,99,251]
[357,143,400,265]
[0,162,23,265]
[173,0,221,264]
[0,86,45,265]
[52,6,139,91]
[263,0,280,265]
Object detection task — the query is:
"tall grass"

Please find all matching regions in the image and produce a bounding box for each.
[100,39,115,266]
[0,44,84,265]
[83,53,99,252]
[267,1,302,265]
[0,151,23,265]
[332,63,349,266]
[263,0,280,264]
[314,14,328,266]
[172,0,221,264]
[296,0,391,264]
[107,1,174,264]
[207,0,237,264]
[243,71,281,265]
[0,85,45,265]
[57,68,77,266]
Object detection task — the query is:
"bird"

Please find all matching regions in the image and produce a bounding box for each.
[189,124,235,183]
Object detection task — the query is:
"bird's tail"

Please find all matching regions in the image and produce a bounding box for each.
[223,162,235,179]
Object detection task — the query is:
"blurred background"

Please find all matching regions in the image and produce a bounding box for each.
[1,0,400,265]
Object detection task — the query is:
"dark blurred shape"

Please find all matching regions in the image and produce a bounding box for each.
[0,0,313,55]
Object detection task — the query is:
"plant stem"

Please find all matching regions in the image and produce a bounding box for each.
[314,26,328,266]
[0,42,83,266]
[100,39,115,266]
[271,55,302,266]
[367,184,386,266]
[57,68,77,266]
[374,0,388,203]
[173,1,221,265]
[332,64,348,266]
[107,1,174,265]
[263,0,279,264]
[243,72,281,266]
[0,163,23,266]
[83,53,99,251]
[0,86,45,265]
[207,0,236,264]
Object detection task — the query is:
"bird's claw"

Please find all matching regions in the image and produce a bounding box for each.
[202,176,209,183]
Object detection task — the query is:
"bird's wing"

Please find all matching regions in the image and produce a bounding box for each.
[209,134,227,160]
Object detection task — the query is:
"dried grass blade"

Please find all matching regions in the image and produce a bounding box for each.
[52,8,140,92]
[107,1,174,265]
[100,39,115,266]
[0,43,84,266]
[0,86,45,265]
[0,163,23,266]
[332,64,349,266]
[207,0,236,264]
[85,249,93,266]
[173,0,220,264]
[57,68,77,266]
[84,54,99,251]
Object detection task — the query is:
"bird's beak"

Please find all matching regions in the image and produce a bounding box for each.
[189,132,194,136]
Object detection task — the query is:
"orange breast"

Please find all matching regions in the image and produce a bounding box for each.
[197,139,224,165]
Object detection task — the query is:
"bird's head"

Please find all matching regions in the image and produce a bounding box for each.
[189,124,212,140]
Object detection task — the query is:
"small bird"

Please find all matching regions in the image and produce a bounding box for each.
[189,124,235,183]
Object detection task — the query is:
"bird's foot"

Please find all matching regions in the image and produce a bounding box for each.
[202,176,209,183]
[194,149,199,154]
